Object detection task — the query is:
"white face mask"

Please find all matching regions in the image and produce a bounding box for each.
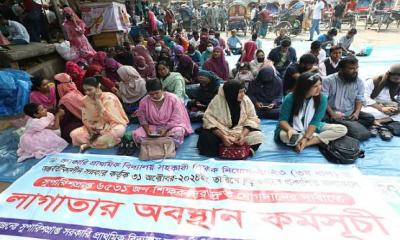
[151,94,165,102]
[209,35,215,39]
[155,46,162,52]
[207,47,214,52]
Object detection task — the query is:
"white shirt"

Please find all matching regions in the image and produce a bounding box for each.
[338,35,354,50]
[319,57,339,77]
[308,49,326,64]
[8,20,30,43]
[312,1,325,20]
[364,78,392,106]
[251,8,257,20]
[189,38,200,48]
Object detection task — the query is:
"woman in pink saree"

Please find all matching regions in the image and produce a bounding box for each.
[132,79,193,147]
[70,77,129,152]
[63,7,96,64]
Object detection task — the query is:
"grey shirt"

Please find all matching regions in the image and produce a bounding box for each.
[322,73,365,116]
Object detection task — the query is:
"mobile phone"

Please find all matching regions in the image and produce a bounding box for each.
[288,134,301,146]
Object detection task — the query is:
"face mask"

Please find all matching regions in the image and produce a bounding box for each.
[257,57,264,63]
[207,47,214,52]
[151,94,165,102]
[209,35,215,39]
[155,46,162,52]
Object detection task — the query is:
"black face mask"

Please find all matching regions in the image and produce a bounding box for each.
[257,57,265,63]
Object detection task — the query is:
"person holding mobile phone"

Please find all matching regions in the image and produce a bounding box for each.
[247,66,283,120]
[275,72,347,153]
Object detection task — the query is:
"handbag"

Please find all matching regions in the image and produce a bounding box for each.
[319,136,365,164]
[139,137,176,160]
[218,144,251,160]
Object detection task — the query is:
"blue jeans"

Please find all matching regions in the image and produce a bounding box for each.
[309,19,321,40]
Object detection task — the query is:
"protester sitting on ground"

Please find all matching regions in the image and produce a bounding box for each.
[275,72,347,152]
[268,38,297,76]
[187,44,202,66]
[186,70,222,122]
[54,73,84,143]
[322,57,375,141]
[274,28,289,46]
[155,47,174,71]
[318,28,338,52]
[65,61,86,89]
[83,64,118,94]
[17,103,68,162]
[92,51,107,67]
[175,46,199,85]
[189,30,200,49]
[104,58,122,82]
[114,45,134,66]
[134,56,156,80]
[247,66,283,120]
[338,28,357,55]
[198,27,209,53]
[70,77,129,152]
[0,14,29,44]
[241,37,258,63]
[116,66,147,116]
[151,41,163,63]
[197,80,263,157]
[203,46,230,81]
[29,76,57,111]
[207,29,219,47]
[283,53,319,95]
[156,61,187,101]
[308,40,326,64]
[362,64,400,128]
[234,62,254,89]
[132,79,193,148]
[132,36,156,75]
[319,45,342,77]
[200,42,214,66]
[227,29,242,55]
[249,49,275,77]
[215,32,227,50]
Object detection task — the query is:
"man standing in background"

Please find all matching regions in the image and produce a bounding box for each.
[308,0,325,41]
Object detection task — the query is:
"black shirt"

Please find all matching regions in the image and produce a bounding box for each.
[334,3,346,17]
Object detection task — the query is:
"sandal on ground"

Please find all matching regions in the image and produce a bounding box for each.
[369,125,379,137]
[117,139,127,155]
[378,126,393,141]
[125,141,136,156]
[79,144,90,153]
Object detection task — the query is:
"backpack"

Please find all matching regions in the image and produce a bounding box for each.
[385,121,400,136]
[319,136,365,164]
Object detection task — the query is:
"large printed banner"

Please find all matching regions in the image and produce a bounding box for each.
[0,153,400,240]
[81,2,131,36]
[368,176,400,217]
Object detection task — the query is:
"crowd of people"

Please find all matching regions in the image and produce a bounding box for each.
[1,1,398,162]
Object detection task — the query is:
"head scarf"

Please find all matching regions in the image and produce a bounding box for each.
[223,81,244,127]
[104,58,122,82]
[197,70,222,105]
[173,45,185,66]
[203,47,229,81]
[84,64,103,78]
[134,56,153,78]
[371,64,400,101]
[65,61,85,85]
[54,73,84,119]
[247,66,283,105]
[63,7,86,30]
[147,37,156,55]
[116,66,147,103]
[92,51,107,66]
[241,41,258,63]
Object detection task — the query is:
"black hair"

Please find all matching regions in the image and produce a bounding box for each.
[215,32,220,38]
[31,76,45,91]
[252,33,258,41]
[292,72,322,116]
[330,45,342,54]
[146,79,163,92]
[255,49,265,56]
[299,53,318,65]
[311,40,321,50]
[349,28,357,34]
[201,27,208,32]
[0,14,5,21]
[328,28,338,36]
[338,57,358,70]
[23,103,40,118]
[82,77,100,87]
[281,38,291,47]
[258,5,263,10]
[192,30,199,35]
[209,29,215,34]
[133,35,143,45]
[156,60,170,78]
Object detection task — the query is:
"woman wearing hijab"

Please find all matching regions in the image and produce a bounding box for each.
[275,72,347,152]
[30,76,57,111]
[62,7,96,63]
[241,40,257,63]
[174,45,199,85]
[116,66,147,115]
[104,58,122,82]
[92,51,107,67]
[203,47,230,81]
[132,79,193,148]
[134,56,156,80]
[362,64,400,124]
[132,38,156,77]
[249,49,275,77]
[247,66,283,120]
[83,64,117,94]
[200,42,214,66]
[188,44,202,66]
[66,61,86,86]
[54,73,84,143]
[156,61,187,101]
[197,81,263,157]
[187,70,222,121]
